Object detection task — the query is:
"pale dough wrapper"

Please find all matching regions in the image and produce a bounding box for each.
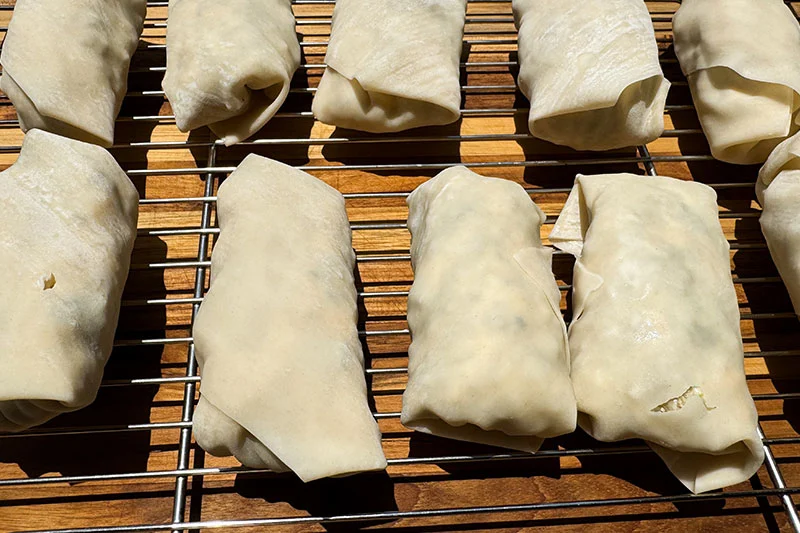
[192,155,387,482]
[757,132,800,316]
[311,0,465,133]
[550,173,764,493]
[0,0,146,148]
[0,129,139,432]
[513,0,669,151]
[673,0,800,165]
[162,0,300,146]
[401,167,576,452]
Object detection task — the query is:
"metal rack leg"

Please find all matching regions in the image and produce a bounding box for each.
[170,141,218,532]
[638,145,658,176]
[759,425,800,532]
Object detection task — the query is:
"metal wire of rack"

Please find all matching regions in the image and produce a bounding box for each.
[1,0,800,531]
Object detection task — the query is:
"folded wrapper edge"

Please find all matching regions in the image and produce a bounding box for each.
[649,431,765,494]
[757,131,800,202]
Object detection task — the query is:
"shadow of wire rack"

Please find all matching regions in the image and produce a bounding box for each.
[1,0,800,531]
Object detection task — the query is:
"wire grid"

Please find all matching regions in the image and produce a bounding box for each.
[0,0,800,531]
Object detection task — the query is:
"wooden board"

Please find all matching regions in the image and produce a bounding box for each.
[1,1,800,531]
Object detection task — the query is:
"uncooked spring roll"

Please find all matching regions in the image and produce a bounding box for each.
[757,132,800,316]
[192,154,387,482]
[550,173,764,493]
[673,0,800,165]
[162,0,300,146]
[0,129,139,432]
[401,167,576,452]
[0,0,146,148]
[512,0,669,151]
[311,0,466,133]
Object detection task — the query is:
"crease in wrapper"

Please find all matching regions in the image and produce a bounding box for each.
[401,166,576,453]
[673,0,800,164]
[0,0,147,147]
[512,0,669,151]
[312,0,465,133]
[191,155,386,482]
[757,132,800,316]
[0,129,139,431]
[162,0,301,146]
[551,173,764,494]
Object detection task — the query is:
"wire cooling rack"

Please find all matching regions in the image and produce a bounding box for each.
[1,0,800,531]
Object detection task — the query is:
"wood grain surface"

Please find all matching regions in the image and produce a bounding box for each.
[1,1,800,532]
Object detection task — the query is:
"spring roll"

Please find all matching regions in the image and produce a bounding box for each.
[162,0,300,146]
[312,0,466,133]
[401,167,576,452]
[550,173,763,493]
[673,0,800,164]
[757,133,800,316]
[0,0,146,148]
[512,0,669,151]
[192,154,387,482]
[0,129,139,432]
